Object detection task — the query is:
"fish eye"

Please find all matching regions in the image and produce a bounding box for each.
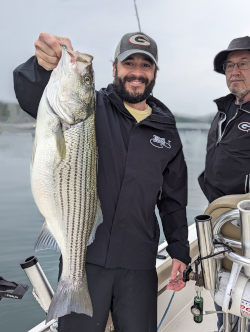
[84,76,91,84]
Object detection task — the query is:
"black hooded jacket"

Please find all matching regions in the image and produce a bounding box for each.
[199,93,250,203]
[13,56,191,269]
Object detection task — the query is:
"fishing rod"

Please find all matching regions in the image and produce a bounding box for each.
[133,0,141,32]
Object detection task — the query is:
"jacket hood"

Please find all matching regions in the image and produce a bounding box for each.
[214,93,250,113]
[102,84,176,126]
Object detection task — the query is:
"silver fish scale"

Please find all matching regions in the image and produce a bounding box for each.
[53,113,97,281]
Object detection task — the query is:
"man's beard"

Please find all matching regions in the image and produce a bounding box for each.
[229,85,247,96]
[113,71,156,103]
[228,76,247,96]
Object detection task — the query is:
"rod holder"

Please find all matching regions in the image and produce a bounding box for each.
[195,214,217,291]
[20,256,54,312]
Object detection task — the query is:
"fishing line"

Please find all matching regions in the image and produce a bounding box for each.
[133,0,141,32]
[157,292,175,331]
[196,241,235,264]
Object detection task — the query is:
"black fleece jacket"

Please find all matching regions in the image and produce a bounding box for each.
[199,93,250,203]
[13,56,191,269]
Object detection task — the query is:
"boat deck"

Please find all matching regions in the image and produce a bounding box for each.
[29,289,219,332]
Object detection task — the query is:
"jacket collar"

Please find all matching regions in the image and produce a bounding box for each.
[102,84,176,127]
[214,93,250,113]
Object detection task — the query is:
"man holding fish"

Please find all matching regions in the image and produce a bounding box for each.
[13,32,190,331]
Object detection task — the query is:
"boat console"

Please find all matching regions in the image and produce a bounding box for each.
[185,194,250,332]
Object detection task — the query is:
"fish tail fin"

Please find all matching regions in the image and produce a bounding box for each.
[45,272,92,323]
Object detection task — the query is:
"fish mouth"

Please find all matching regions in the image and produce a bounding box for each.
[61,44,93,76]
[62,44,93,64]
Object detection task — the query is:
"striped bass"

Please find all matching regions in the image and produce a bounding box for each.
[31,45,102,322]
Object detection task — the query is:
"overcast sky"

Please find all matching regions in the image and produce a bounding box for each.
[1,0,250,116]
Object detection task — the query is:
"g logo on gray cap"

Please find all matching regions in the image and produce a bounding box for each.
[129,34,151,47]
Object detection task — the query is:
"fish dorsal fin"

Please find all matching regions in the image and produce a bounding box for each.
[34,221,61,253]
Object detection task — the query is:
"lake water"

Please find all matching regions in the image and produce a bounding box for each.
[0,124,208,331]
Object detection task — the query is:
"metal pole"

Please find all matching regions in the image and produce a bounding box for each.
[240,317,247,332]
[195,215,217,291]
[213,209,241,275]
[20,256,54,312]
[223,313,234,332]
[238,200,250,277]
[238,318,242,332]
[133,0,141,32]
[229,314,234,330]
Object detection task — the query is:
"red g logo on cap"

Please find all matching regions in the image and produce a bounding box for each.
[129,34,151,47]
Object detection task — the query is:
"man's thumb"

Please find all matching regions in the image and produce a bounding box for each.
[170,265,178,281]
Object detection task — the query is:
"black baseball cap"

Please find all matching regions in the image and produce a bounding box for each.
[114,32,158,65]
[214,36,250,74]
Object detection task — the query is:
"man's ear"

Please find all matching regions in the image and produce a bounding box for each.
[154,66,157,79]
[112,64,116,78]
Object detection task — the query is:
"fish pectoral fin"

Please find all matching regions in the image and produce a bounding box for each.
[31,135,37,168]
[53,123,66,159]
[34,221,61,253]
[87,198,103,246]
[44,94,66,159]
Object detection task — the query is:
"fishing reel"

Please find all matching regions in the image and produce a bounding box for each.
[0,276,29,301]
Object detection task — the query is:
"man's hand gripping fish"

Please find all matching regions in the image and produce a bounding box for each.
[31,45,103,323]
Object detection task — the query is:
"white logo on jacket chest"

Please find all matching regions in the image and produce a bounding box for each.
[150,135,171,149]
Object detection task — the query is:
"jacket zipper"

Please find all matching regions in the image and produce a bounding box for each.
[217,112,226,142]
[216,110,238,145]
[216,107,250,145]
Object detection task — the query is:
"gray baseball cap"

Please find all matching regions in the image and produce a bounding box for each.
[114,32,158,65]
[214,36,250,74]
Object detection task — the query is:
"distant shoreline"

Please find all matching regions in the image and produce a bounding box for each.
[0,101,215,127]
